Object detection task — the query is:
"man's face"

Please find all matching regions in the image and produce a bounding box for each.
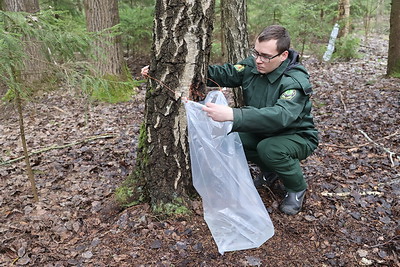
[253,39,288,74]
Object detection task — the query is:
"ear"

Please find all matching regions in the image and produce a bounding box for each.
[281,50,289,61]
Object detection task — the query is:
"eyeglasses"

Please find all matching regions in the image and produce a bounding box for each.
[250,48,282,63]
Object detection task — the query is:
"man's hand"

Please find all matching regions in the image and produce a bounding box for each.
[141,65,149,77]
[202,103,234,122]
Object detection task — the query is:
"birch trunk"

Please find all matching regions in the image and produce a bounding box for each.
[136,0,215,211]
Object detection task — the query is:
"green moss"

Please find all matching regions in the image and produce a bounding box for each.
[138,122,148,150]
[152,197,192,216]
[114,170,147,208]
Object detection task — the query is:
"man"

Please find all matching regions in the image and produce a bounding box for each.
[202,25,318,215]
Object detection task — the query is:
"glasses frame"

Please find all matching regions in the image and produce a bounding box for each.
[250,48,283,63]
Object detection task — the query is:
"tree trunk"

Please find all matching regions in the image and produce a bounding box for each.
[2,0,47,82]
[220,0,248,107]
[387,0,400,76]
[136,0,215,212]
[2,0,41,201]
[2,0,39,12]
[16,91,39,202]
[84,0,125,76]
[337,0,350,38]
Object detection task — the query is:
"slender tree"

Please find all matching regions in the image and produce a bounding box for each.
[387,0,400,77]
[135,0,215,212]
[2,0,41,201]
[84,0,125,76]
[337,0,351,38]
[220,0,249,107]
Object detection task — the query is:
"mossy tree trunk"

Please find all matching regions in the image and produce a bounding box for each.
[135,0,215,213]
[220,0,248,107]
[387,0,400,77]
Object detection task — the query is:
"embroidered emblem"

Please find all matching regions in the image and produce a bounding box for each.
[280,89,297,100]
[234,64,245,72]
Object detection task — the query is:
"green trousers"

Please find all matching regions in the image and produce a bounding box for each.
[239,133,314,192]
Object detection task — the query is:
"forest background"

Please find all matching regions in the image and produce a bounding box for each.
[0,0,399,266]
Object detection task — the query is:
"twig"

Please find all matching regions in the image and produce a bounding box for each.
[378,178,400,186]
[358,129,398,167]
[0,134,117,166]
[320,131,399,149]
[321,191,384,197]
[52,106,68,114]
[366,236,399,248]
[339,91,347,112]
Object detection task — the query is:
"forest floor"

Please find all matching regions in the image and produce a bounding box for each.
[0,35,399,266]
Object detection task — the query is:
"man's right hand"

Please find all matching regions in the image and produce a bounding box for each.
[141,65,149,77]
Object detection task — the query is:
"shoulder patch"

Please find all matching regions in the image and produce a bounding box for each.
[234,64,245,72]
[280,89,297,100]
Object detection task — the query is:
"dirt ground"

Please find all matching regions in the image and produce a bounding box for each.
[0,36,399,266]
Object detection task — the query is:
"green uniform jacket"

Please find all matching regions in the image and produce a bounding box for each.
[207,50,319,150]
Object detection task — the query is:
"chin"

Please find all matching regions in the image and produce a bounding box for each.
[257,67,266,74]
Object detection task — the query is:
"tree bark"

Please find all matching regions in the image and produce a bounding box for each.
[337,0,350,38]
[2,0,39,12]
[2,0,47,82]
[84,0,125,76]
[136,0,215,212]
[387,0,400,76]
[220,0,248,107]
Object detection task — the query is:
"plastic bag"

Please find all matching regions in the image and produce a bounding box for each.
[184,90,274,254]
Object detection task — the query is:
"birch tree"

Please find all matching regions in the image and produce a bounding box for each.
[134,0,215,213]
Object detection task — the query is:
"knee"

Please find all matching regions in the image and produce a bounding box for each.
[256,140,286,163]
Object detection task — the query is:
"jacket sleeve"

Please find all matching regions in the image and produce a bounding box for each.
[207,63,245,88]
[232,88,309,134]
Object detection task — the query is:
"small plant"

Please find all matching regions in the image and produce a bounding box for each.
[90,76,140,103]
[333,35,362,61]
[115,186,134,205]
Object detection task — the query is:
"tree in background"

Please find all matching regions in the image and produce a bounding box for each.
[387,0,400,77]
[2,0,48,82]
[1,0,43,201]
[220,0,248,107]
[337,0,350,38]
[352,0,384,40]
[134,0,215,213]
[84,0,125,76]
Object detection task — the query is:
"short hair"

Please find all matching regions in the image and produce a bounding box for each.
[257,25,291,53]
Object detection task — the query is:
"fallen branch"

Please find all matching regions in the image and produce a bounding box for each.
[320,131,399,149]
[321,191,384,197]
[0,134,117,166]
[358,129,398,167]
[366,236,400,248]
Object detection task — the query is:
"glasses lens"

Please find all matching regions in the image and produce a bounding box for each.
[250,49,270,62]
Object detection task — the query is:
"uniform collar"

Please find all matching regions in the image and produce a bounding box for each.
[251,59,290,84]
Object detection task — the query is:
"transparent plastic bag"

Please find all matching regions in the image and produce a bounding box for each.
[184,90,274,254]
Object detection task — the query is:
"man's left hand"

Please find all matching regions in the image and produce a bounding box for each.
[202,103,234,122]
